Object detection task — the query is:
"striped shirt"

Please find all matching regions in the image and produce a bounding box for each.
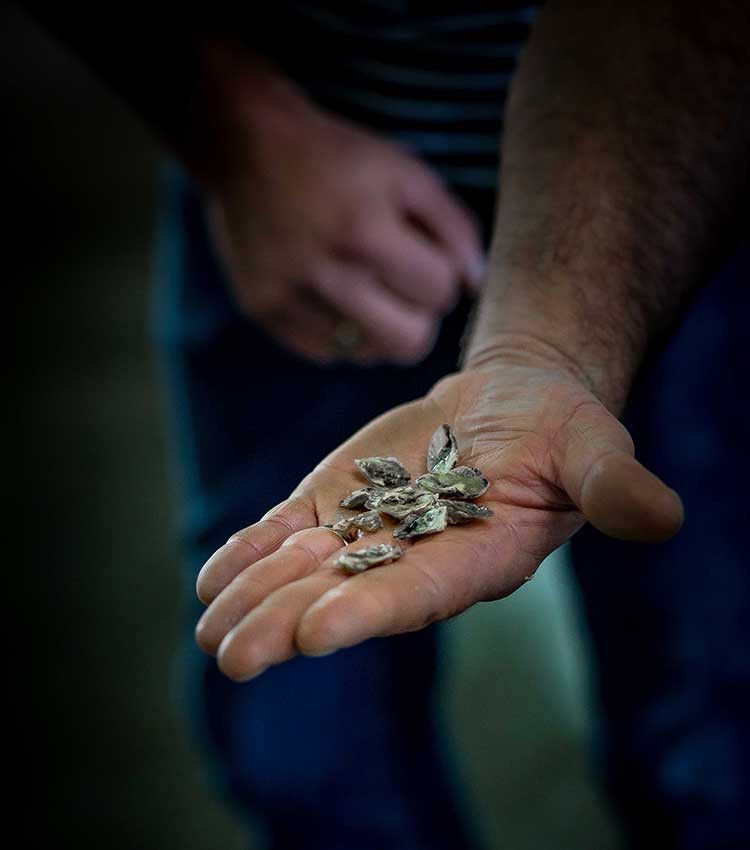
[241,1,541,191]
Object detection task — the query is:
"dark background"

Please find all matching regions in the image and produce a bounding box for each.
[7,5,622,848]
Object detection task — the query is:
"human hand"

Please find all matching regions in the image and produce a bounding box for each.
[195,342,683,680]
[199,47,483,365]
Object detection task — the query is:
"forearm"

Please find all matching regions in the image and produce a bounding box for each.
[465,0,749,411]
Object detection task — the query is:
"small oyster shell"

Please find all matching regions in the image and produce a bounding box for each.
[340,487,378,509]
[415,466,490,498]
[336,542,404,574]
[427,424,459,474]
[333,424,491,558]
[333,510,384,540]
[355,456,411,488]
[439,499,494,524]
[393,504,448,539]
[366,485,437,518]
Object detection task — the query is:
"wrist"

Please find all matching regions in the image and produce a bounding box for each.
[463,269,645,414]
[464,332,595,385]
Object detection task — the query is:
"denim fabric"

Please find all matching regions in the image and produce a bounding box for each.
[569,238,750,850]
[155,168,750,849]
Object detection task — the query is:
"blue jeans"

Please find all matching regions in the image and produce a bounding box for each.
[155,170,750,849]
[569,236,750,849]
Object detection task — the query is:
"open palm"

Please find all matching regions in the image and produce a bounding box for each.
[195,362,683,680]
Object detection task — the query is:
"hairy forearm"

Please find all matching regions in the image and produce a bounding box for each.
[465,0,749,411]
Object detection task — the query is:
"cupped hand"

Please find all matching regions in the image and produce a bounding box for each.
[195,356,683,681]
[207,97,483,365]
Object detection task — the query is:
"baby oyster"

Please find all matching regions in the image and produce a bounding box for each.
[439,499,494,524]
[333,424,492,567]
[415,466,490,498]
[336,542,404,574]
[366,485,437,518]
[340,487,379,509]
[393,504,448,539]
[355,456,411,488]
[332,510,384,542]
[427,424,459,474]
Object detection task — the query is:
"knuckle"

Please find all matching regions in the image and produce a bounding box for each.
[281,528,342,562]
[339,212,374,253]
[403,160,443,195]
[225,532,265,567]
[263,511,300,538]
[392,319,436,365]
[431,274,460,312]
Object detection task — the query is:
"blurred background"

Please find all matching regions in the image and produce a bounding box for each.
[8,5,623,848]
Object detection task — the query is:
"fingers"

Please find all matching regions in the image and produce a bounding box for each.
[196,498,317,604]
[262,292,377,365]
[295,523,516,656]
[217,564,347,681]
[314,264,438,364]
[398,169,485,290]
[556,405,684,542]
[197,493,518,679]
[207,521,515,681]
[196,527,344,659]
[346,217,461,313]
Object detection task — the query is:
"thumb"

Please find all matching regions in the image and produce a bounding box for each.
[556,406,684,543]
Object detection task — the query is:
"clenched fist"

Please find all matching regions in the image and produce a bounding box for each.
[196,43,484,364]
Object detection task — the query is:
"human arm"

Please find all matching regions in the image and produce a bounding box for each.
[195,0,749,677]
[20,7,483,362]
[465,0,749,410]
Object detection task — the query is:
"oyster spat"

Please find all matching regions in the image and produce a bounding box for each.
[427,424,459,474]
[439,499,493,524]
[393,504,448,539]
[340,487,380,509]
[332,510,384,542]
[366,485,437,518]
[415,466,490,498]
[331,426,492,563]
[355,456,411,488]
[336,543,404,574]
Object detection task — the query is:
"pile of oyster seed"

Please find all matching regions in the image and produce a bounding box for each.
[328,424,493,573]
